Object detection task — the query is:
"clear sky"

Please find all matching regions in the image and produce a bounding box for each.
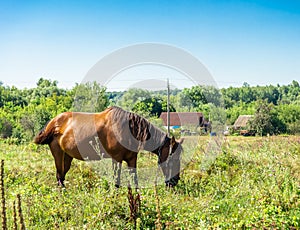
[0,0,299,90]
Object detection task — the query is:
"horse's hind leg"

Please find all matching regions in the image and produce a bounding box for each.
[49,141,73,187]
[63,153,73,183]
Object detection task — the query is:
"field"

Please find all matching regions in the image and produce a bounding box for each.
[0,136,299,229]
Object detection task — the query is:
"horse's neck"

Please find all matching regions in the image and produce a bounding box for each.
[142,126,166,154]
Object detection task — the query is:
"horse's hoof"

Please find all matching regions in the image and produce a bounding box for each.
[58,180,65,188]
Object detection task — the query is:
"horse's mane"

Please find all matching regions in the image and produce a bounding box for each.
[108,106,166,151]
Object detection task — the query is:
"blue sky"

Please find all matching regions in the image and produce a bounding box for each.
[0,0,299,89]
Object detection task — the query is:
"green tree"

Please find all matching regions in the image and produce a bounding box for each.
[249,100,273,136]
[0,85,28,108]
[72,82,108,112]
[221,86,241,108]
[201,86,223,107]
[132,97,175,117]
[249,100,286,136]
[179,86,207,111]
[117,88,151,110]
[28,78,65,104]
[276,103,300,134]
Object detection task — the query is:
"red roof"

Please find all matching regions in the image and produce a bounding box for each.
[160,112,203,126]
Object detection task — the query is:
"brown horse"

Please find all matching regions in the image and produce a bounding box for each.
[34,106,184,188]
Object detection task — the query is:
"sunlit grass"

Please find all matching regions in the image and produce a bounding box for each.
[0,136,299,229]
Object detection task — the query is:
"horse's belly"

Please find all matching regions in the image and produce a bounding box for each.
[63,136,111,161]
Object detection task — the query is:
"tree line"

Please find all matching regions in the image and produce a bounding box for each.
[0,78,299,142]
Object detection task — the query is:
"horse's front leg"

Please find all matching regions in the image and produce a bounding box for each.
[112,160,122,188]
[128,167,138,189]
[126,155,138,189]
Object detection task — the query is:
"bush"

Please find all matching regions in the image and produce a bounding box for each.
[288,121,300,135]
[0,118,13,138]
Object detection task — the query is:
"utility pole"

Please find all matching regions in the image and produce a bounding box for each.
[167,78,170,137]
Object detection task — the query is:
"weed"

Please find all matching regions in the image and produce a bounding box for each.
[1,160,7,230]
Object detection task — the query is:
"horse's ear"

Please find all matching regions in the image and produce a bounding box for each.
[178,137,184,144]
[171,136,176,147]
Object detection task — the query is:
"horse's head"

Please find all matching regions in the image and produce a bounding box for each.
[158,136,184,187]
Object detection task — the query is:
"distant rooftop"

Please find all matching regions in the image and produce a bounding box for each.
[160,112,203,127]
[233,115,253,128]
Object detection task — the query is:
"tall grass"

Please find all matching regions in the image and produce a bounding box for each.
[0,136,299,229]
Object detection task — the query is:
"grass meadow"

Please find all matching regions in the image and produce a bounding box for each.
[0,135,299,229]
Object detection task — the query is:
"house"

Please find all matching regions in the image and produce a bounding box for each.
[233,115,253,129]
[233,115,254,135]
[159,112,204,129]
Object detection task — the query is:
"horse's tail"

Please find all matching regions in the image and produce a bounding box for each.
[33,120,55,145]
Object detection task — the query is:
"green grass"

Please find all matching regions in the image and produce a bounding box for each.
[0,136,299,229]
